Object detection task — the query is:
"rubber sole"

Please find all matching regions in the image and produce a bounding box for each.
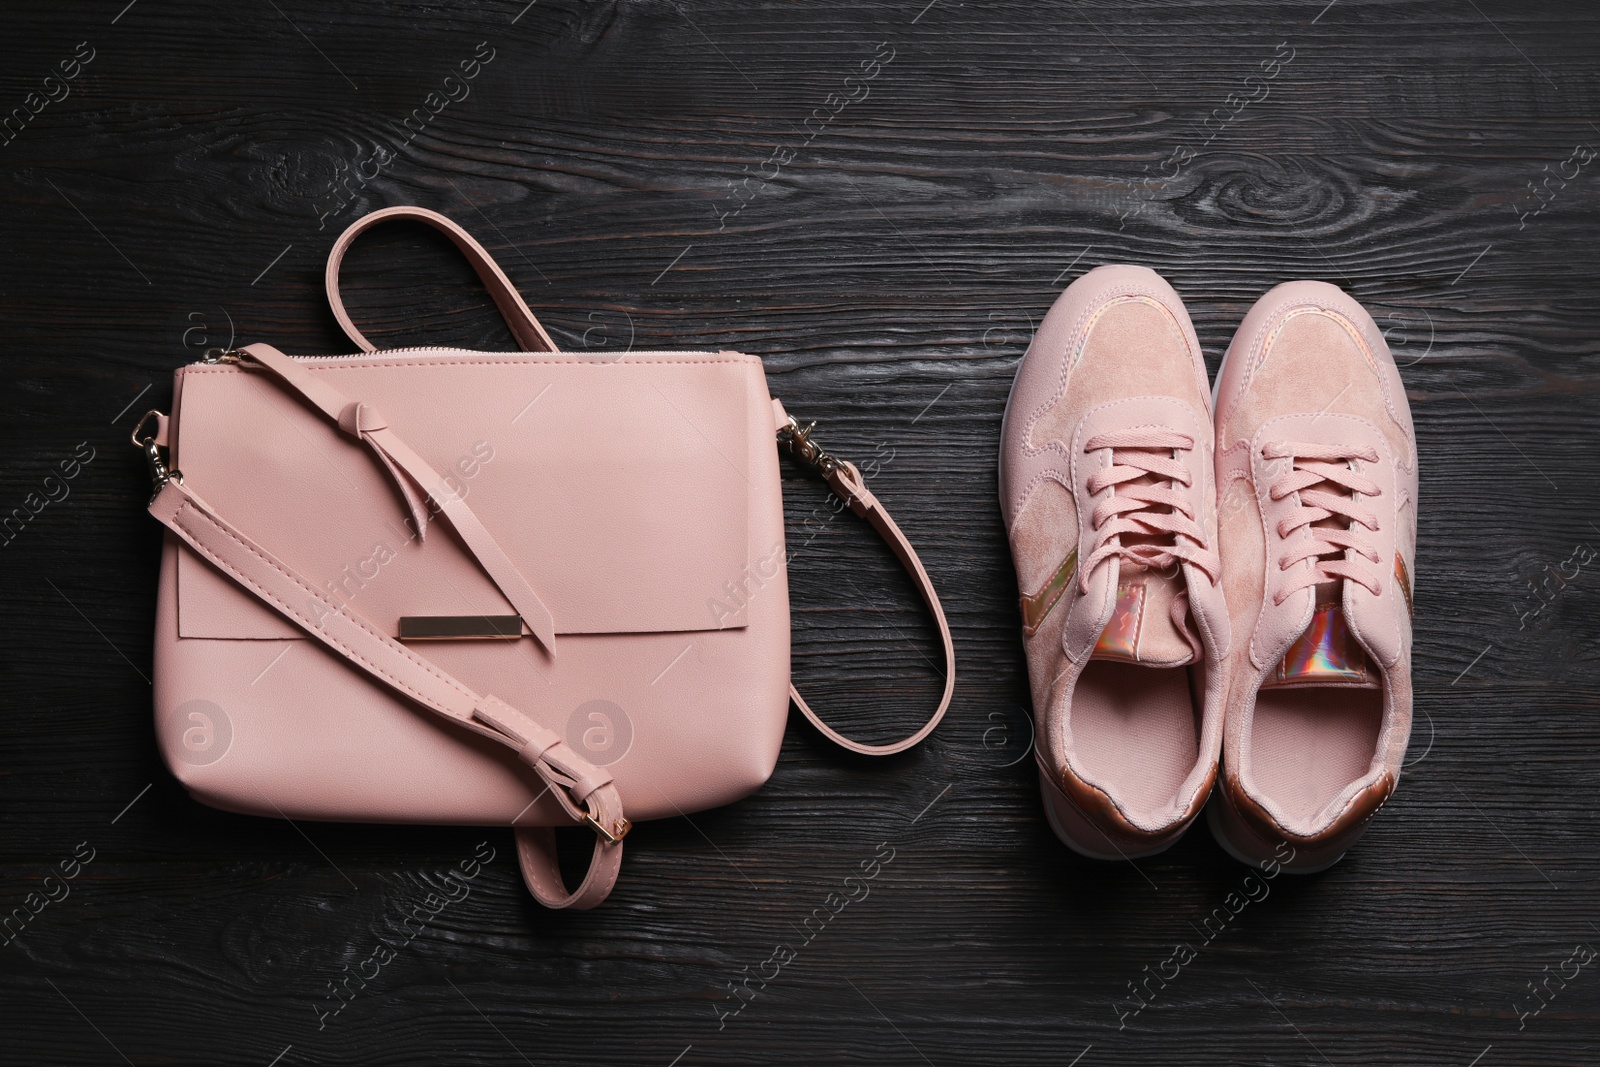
[1038,770,1187,862]
[1204,793,1347,874]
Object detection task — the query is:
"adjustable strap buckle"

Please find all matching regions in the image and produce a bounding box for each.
[582,807,632,845]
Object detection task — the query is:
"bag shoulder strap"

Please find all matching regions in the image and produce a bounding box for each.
[326,204,957,757]
[773,398,955,757]
[141,207,955,909]
[146,476,624,909]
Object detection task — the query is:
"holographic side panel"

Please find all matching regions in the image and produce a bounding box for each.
[1020,548,1077,636]
[1395,553,1414,618]
[1091,580,1146,662]
[1265,604,1372,688]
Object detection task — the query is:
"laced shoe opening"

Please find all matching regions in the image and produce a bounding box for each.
[1068,426,1218,828]
[1249,441,1387,832]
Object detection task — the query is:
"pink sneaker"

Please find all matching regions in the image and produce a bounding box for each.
[1209,281,1418,872]
[999,266,1229,859]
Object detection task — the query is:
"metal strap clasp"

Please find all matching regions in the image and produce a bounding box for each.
[131,410,180,501]
[777,414,841,476]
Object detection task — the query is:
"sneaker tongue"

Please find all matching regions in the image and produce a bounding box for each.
[1090,567,1198,667]
[1262,583,1380,690]
[1088,441,1201,668]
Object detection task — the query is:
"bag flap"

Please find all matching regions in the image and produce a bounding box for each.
[173,351,759,640]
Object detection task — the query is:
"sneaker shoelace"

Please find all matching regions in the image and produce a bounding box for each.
[1264,440,1382,605]
[1080,426,1221,597]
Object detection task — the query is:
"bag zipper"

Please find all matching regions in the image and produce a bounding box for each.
[201,345,727,365]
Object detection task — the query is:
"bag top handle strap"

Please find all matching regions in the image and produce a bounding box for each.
[774,399,955,757]
[326,205,558,354]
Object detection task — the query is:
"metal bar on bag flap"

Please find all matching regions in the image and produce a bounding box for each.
[398,615,524,640]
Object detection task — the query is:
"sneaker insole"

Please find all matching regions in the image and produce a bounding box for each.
[1250,688,1382,830]
[1071,661,1199,822]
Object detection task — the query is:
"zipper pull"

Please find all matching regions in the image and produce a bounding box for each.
[202,347,245,364]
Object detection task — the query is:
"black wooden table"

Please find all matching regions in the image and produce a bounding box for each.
[3,1,1597,1064]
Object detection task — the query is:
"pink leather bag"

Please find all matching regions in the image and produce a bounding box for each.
[134,206,953,909]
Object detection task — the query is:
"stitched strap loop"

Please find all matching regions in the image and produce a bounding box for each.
[337,400,387,437]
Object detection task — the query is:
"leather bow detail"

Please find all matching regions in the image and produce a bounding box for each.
[241,343,558,653]
[337,400,435,540]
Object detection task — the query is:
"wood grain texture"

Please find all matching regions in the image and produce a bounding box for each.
[2,0,1599,1063]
